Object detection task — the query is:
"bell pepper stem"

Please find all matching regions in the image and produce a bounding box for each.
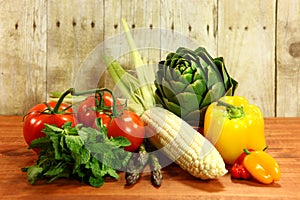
[217,100,245,119]
[262,146,269,151]
[244,149,251,155]
[244,146,268,155]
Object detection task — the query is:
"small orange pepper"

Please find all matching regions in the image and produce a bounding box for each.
[243,148,280,184]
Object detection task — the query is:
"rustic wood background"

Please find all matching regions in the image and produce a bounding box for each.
[0,0,299,117]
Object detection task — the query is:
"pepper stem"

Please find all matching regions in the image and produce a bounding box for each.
[217,100,245,119]
[244,149,251,155]
[262,146,268,151]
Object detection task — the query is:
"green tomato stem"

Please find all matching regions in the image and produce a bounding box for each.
[52,88,73,113]
[70,88,119,117]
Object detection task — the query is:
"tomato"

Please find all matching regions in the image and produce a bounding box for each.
[77,93,122,127]
[77,96,99,127]
[93,110,145,152]
[93,112,112,129]
[23,101,77,153]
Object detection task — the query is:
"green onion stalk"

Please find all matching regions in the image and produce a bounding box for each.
[104,19,156,116]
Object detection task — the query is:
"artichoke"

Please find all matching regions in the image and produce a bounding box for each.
[154,47,238,128]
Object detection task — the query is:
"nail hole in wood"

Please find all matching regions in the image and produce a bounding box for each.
[289,42,300,58]
[244,26,248,31]
[72,20,76,27]
[15,23,18,30]
[56,20,60,28]
[114,24,118,29]
[33,21,36,31]
[131,24,135,29]
[91,21,95,28]
[171,22,174,30]
[188,24,192,32]
[149,24,153,29]
[206,24,209,34]
[263,26,266,30]
[228,26,232,30]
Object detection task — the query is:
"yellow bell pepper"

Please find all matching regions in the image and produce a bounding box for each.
[243,148,280,184]
[203,96,266,165]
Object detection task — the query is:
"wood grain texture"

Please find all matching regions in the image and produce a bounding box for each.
[160,0,218,54]
[47,0,104,94]
[0,116,299,199]
[218,0,276,117]
[0,0,299,117]
[276,0,300,117]
[0,0,47,115]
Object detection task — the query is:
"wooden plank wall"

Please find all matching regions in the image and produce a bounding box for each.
[0,0,299,117]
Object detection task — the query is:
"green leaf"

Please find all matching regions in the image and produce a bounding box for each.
[48,170,71,183]
[65,135,84,154]
[102,151,115,167]
[87,143,113,154]
[89,176,104,188]
[62,121,73,129]
[43,163,65,176]
[78,127,100,143]
[87,157,102,177]
[29,137,51,149]
[26,165,43,184]
[43,123,63,133]
[22,121,128,188]
[61,153,73,162]
[74,147,90,165]
[101,163,119,179]
[60,136,66,152]
[110,136,131,147]
[50,135,62,159]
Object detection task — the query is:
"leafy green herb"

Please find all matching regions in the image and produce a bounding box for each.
[22,121,132,187]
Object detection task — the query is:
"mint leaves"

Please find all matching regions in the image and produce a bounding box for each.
[22,121,132,187]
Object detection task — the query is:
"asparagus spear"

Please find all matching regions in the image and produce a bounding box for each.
[150,154,163,187]
[125,143,149,185]
[146,141,163,187]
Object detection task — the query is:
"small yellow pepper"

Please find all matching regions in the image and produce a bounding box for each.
[243,148,280,184]
[204,96,266,164]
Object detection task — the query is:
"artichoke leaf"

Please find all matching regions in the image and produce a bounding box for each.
[200,83,224,108]
[175,92,200,116]
[213,57,238,94]
[181,73,193,84]
[191,79,207,96]
[161,79,177,100]
[169,80,187,94]
[206,66,223,89]
[171,67,182,81]
[164,98,181,116]
[183,110,202,126]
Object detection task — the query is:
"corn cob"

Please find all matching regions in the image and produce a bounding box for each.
[141,107,227,179]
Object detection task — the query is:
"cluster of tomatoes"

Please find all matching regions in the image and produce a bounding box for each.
[23,90,145,153]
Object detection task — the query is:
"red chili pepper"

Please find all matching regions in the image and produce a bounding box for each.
[231,149,254,179]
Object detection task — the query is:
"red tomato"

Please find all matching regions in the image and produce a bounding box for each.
[77,93,122,127]
[23,102,77,153]
[93,110,145,152]
[93,112,112,129]
[77,96,99,127]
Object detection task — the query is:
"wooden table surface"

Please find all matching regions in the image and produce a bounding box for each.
[0,116,299,200]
